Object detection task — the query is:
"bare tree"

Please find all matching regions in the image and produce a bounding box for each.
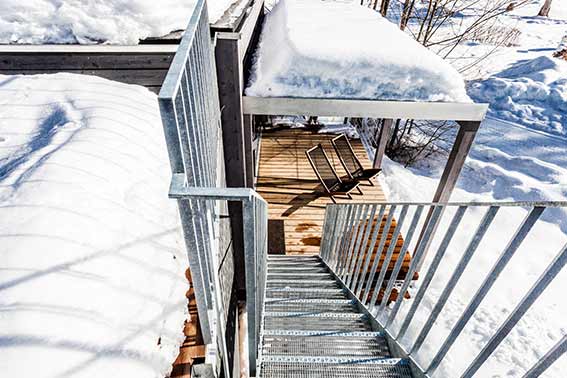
[538,0,552,17]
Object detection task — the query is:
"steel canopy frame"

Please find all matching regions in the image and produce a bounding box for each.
[242,96,488,122]
[242,94,490,275]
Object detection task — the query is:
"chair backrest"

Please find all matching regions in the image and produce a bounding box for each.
[306,144,342,192]
[331,134,364,178]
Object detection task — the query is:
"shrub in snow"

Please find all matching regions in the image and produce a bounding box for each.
[245,0,470,103]
[0,74,187,378]
[468,56,567,136]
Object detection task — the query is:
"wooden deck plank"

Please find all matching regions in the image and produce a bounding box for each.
[256,127,387,255]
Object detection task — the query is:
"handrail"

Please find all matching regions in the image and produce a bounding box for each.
[319,201,567,378]
[170,186,268,377]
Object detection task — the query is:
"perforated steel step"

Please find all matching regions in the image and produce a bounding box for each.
[265,298,356,313]
[263,313,371,331]
[266,288,348,300]
[262,333,390,357]
[260,358,413,378]
[267,280,340,289]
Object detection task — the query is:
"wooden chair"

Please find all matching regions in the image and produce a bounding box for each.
[331,134,381,185]
[305,144,362,203]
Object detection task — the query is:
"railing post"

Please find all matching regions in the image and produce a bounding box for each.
[414,120,481,271]
[372,118,393,169]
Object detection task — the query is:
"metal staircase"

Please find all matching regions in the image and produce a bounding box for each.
[259,255,413,378]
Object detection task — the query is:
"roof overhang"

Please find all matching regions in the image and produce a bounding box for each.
[242,96,489,123]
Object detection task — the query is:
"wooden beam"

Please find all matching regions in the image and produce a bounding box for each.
[242,96,489,122]
[372,119,393,169]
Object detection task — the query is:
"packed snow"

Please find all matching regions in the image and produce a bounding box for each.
[246,0,470,102]
[0,0,239,44]
[468,56,567,137]
[0,73,188,378]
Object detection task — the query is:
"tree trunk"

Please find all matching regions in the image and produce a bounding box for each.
[400,0,416,30]
[538,0,552,17]
[380,0,391,16]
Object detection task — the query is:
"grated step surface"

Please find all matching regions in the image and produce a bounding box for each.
[260,255,412,378]
[260,360,413,378]
[265,299,356,313]
[262,333,390,357]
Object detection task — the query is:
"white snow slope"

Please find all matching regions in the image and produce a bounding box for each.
[0,0,240,44]
[0,73,188,378]
[246,0,470,102]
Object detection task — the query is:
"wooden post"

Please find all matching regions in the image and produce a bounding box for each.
[216,33,247,189]
[215,33,247,295]
[415,120,481,270]
[243,114,255,188]
[372,118,393,169]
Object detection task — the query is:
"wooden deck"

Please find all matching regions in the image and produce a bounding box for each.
[256,127,387,255]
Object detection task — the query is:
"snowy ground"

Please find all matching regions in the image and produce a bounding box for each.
[0,0,238,44]
[0,73,188,378]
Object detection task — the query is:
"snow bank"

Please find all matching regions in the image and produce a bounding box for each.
[0,74,187,377]
[245,0,470,102]
[0,0,199,44]
[468,56,567,137]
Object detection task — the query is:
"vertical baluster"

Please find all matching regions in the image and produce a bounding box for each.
[361,205,397,306]
[379,205,424,321]
[355,205,386,297]
[344,204,370,284]
[369,205,409,313]
[522,335,567,378]
[386,205,444,326]
[461,243,567,378]
[351,204,379,293]
[426,206,545,375]
[396,205,466,338]
[410,206,499,355]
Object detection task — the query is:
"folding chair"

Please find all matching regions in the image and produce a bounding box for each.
[305,144,362,203]
[331,134,381,185]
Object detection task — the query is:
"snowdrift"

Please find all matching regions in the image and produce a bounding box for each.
[468,56,567,136]
[0,0,209,44]
[245,0,470,102]
[0,74,187,378]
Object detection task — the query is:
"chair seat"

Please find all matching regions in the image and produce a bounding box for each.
[332,180,359,194]
[356,168,381,180]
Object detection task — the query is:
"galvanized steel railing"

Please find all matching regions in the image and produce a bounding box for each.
[158,0,268,375]
[319,201,567,378]
[169,182,269,377]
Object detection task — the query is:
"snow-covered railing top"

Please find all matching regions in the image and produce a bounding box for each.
[245,0,471,104]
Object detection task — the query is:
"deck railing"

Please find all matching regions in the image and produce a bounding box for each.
[320,201,567,377]
[158,0,268,375]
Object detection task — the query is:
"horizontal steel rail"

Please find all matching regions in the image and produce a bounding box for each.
[169,186,268,377]
[319,201,567,378]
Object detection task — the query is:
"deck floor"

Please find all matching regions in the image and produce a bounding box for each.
[256,127,387,255]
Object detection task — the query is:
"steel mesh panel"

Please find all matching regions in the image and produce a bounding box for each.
[263,316,371,331]
[262,335,390,357]
[260,361,413,378]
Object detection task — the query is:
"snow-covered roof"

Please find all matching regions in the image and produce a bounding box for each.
[0,0,239,44]
[245,0,471,103]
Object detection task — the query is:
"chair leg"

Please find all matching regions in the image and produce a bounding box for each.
[347,193,353,200]
[369,179,375,186]
[357,187,363,195]
[331,195,337,204]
